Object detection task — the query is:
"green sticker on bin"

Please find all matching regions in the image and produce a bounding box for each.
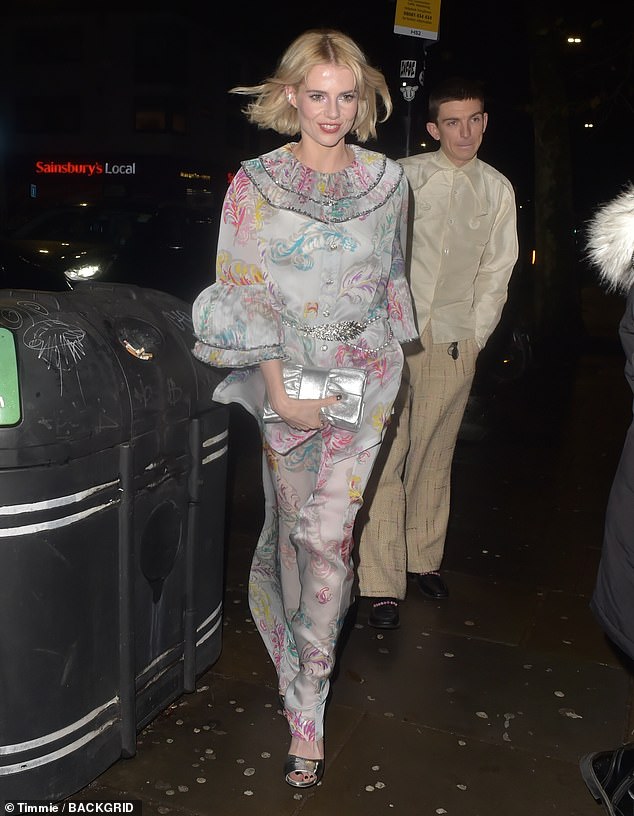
[0,328,21,425]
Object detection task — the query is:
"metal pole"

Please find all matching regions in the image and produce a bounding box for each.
[398,41,431,157]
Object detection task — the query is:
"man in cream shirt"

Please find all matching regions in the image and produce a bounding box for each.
[357,77,519,628]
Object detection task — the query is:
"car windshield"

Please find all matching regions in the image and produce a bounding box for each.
[9,207,153,245]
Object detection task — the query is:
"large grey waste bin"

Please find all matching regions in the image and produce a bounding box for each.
[0,282,229,801]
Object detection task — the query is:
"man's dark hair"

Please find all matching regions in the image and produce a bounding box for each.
[427,77,485,124]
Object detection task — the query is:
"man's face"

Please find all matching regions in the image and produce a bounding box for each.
[426,98,488,167]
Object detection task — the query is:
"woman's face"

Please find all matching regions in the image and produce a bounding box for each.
[287,63,358,149]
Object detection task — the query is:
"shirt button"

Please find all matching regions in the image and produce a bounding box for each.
[323,309,330,317]
[329,241,337,250]
[325,279,333,285]
[321,344,328,352]
[448,218,455,224]
[443,248,449,255]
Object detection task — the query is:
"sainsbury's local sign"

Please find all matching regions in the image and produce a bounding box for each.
[35,160,137,176]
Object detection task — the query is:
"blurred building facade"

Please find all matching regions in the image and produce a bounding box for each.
[0,5,257,228]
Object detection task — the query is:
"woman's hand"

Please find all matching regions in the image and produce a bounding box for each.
[260,359,341,431]
[274,394,341,431]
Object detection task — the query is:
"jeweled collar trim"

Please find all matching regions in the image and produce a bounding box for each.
[241,143,403,224]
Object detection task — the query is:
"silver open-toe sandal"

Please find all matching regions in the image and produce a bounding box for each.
[284,754,324,788]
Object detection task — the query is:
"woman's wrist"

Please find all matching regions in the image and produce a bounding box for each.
[267,390,292,416]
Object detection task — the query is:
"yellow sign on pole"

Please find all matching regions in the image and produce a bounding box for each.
[394,0,441,40]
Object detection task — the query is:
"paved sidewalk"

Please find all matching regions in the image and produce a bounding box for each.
[69,285,634,815]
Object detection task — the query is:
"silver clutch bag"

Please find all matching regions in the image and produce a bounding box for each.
[262,364,367,432]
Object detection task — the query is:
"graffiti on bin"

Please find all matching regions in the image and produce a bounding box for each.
[163,308,192,333]
[0,300,86,395]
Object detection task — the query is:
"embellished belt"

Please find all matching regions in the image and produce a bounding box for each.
[282,315,392,353]
[282,316,381,342]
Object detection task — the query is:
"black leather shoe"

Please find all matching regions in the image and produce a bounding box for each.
[416,571,449,599]
[368,598,400,629]
[580,743,634,815]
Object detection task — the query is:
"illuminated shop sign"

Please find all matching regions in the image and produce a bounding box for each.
[179,170,211,181]
[34,161,137,176]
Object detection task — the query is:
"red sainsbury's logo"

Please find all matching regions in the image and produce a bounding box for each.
[35,161,137,176]
[36,161,104,175]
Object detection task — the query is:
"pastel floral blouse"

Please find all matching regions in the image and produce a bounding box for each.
[192,143,417,462]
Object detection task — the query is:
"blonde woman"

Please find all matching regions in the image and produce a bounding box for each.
[192,28,416,788]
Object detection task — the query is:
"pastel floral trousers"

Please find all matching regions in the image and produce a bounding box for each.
[248,428,378,743]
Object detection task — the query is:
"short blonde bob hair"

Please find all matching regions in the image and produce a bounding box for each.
[231,29,392,143]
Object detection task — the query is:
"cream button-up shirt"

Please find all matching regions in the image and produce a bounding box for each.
[399,148,518,349]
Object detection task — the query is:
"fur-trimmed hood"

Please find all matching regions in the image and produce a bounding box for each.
[586,184,634,294]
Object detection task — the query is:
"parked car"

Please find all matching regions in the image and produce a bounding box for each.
[0,199,219,302]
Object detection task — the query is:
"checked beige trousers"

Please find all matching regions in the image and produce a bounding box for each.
[356,326,479,599]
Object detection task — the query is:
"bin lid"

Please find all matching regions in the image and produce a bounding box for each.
[0,283,225,466]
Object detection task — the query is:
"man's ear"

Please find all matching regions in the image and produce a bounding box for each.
[426,121,440,141]
[482,112,489,133]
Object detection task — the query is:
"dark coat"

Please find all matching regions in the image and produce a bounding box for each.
[591,285,634,660]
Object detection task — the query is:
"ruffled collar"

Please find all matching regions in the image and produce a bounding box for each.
[241,143,403,223]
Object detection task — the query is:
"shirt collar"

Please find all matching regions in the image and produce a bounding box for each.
[435,148,488,215]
